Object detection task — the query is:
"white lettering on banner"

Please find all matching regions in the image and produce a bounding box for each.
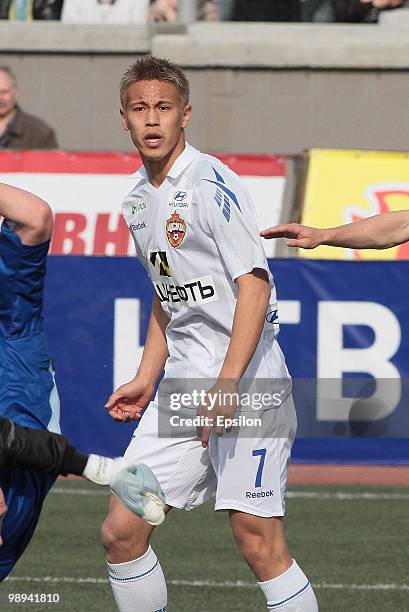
[317,301,401,422]
[114,299,144,390]
[278,301,301,325]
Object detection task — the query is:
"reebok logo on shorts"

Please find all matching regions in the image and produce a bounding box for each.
[246,489,274,499]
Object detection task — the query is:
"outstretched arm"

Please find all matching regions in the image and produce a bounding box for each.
[0,419,165,539]
[0,183,52,245]
[0,417,88,477]
[261,210,409,250]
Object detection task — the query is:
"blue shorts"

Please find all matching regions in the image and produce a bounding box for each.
[0,467,56,581]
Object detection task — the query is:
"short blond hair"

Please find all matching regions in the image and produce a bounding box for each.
[120,56,189,110]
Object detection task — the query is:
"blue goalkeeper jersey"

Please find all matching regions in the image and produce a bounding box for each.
[0,220,59,431]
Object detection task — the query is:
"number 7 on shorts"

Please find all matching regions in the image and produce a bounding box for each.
[252,448,267,488]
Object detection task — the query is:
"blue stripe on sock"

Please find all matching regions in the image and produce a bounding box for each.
[109,560,159,582]
[267,581,310,609]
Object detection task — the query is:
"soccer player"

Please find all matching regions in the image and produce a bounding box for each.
[0,417,165,547]
[0,182,59,579]
[101,57,318,611]
[0,183,165,578]
[260,211,409,250]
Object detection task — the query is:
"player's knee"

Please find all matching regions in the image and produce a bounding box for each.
[236,532,268,565]
[236,532,288,570]
[101,515,149,558]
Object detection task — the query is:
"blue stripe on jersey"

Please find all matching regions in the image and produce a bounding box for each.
[202,167,242,222]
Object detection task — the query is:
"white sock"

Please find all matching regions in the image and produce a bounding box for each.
[258,559,319,611]
[107,546,167,612]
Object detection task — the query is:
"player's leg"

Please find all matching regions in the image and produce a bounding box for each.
[0,468,55,581]
[101,402,216,612]
[212,396,318,610]
[230,512,318,611]
[101,495,168,612]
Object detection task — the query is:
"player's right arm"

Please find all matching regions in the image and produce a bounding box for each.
[0,183,52,245]
[261,210,409,250]
[105,294,170,422]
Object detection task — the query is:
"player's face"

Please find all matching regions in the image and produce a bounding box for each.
[120,80,191,164]
[0,71,17,119]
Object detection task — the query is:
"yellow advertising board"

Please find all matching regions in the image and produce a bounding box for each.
[301,149,409,260]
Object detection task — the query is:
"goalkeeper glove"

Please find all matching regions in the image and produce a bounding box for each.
[84,455,165,526]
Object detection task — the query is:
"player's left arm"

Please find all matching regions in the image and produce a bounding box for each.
[219,269,270,380]
[0,183,52,245]
[198,270,270,448]
[196,169,272,447]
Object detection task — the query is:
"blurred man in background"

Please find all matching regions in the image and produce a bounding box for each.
[0,0,63,19]
[233,0,302,21]
[149,0,224,21]
[62,0,150,24]
[0,66,58,149]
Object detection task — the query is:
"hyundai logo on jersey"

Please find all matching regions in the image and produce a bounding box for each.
[174,191,187,202]
[266,310,279,324]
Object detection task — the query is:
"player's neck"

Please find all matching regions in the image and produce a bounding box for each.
[143,136,186,189]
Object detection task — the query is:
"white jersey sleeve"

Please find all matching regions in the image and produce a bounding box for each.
[195,162,270,282]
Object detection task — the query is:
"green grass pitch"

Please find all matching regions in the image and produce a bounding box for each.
[1,480,408,611]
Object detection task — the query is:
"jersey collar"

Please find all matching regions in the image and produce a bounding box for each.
[129,142,200,185]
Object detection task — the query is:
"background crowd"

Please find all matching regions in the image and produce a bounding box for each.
[0,0,408,24]
[0,0,408,150]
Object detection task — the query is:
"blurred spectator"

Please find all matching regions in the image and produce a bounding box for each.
[61,0,149,24]
[148,0,223,21]
[215,0,234,20]
[0,67,58,149]
[302,0,335,21]
[302,0,407,22]
[332,0,405,21]
[0,0,63,19]
[232,0,302,21]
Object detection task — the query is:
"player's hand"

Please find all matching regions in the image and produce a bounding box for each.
[105,378,155,423]
[260,223,325,250]
[196,380,238,448]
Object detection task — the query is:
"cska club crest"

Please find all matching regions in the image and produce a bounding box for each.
[166,211,186,248]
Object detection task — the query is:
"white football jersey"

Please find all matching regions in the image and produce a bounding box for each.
[123,144,291,393]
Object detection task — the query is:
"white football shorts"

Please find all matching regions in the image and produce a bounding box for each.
[123,396,297,518]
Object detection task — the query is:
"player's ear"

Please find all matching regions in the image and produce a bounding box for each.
[120,108,129,131]
[181,104,192,129]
